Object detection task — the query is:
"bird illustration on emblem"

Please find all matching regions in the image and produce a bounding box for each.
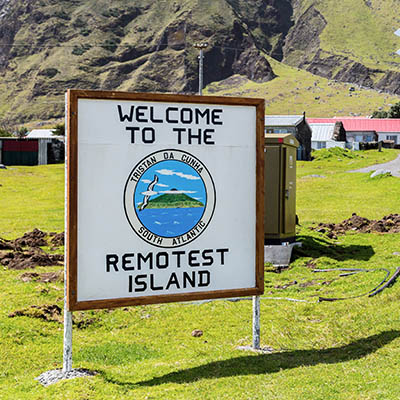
[138,175,159,211]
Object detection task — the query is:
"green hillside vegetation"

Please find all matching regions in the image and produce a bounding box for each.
[206,56,400,117]
[312,0,400,71]
[141,191,204,209]
[1,151,400,398]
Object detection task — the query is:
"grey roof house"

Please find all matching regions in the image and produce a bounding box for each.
[264,115,312,160]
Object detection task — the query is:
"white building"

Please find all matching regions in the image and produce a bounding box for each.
[309,123,346,150]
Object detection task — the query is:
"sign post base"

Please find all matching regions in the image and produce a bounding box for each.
[63,308,73,373]
[252,295,260,350]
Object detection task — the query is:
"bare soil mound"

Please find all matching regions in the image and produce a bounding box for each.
[312,213,400,239]
[50,232,64,247]
[0,237,21,251]
[0,248,63,270]
[8,304,63,323]
[0,229,65,251]
[14,228,48,247]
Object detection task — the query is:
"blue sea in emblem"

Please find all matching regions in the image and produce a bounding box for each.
[138,207,205,237]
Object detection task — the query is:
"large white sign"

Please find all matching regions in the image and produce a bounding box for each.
[67,91,264,310]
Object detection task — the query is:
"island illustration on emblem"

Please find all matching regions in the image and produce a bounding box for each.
[133,159,207,238]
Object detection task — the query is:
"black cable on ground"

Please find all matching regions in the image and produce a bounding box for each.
[185,267,399,305]
[369,267,400,297]
[313,267,392,302]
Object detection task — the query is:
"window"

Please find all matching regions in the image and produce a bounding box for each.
[386,135,398,144]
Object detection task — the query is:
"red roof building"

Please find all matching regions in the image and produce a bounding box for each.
[307,118,400,144]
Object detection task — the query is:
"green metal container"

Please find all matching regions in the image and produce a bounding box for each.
[264,134,299,244]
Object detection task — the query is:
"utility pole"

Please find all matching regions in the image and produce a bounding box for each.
[193,42,208,95]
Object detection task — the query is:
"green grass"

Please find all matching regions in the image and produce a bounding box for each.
[297,149,400,223]
[0,164,64,238]
[1,150,400,399]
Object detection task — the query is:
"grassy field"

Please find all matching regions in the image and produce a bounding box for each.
[1,149,400,399]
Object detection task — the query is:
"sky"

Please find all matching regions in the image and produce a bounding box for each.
[134,160,207,208]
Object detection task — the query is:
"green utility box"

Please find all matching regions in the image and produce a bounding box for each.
[264,134,299,244]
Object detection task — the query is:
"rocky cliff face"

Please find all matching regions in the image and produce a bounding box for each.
[0,0,280,123]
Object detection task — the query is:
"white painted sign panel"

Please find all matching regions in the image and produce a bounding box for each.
[67,91,264,310]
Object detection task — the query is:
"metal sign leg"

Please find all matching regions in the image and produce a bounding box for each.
[63,307,73,373]
[63,101,72,374]
[252,295,261,350]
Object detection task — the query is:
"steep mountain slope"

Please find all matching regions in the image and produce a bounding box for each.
[283,0,400,94]
[0,0,278,123]
[0,0,399,124]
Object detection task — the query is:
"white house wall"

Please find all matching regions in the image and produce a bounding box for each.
[327,141,346,149]
[377,132,400,144]
[311,140,346,150]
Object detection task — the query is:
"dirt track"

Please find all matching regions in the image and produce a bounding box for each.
[349,154,400,177]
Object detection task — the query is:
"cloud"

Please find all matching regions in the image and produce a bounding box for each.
[141,190,158,196]
[175,172,200,180]
[159,190,196,194]
[156,169,175,176]
[142,179,168,188]
[156,168,200,181]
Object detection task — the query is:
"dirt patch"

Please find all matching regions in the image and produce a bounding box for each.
[14,228,48,248]
[312,213,400,239]
[0,248,63,270]
[1,229,65,251]
[191,329,203,337]
[0,238,22,251]
[298,280,319,288]
[50,232,64,247]
[20,271,63,283]
[73,314,96,329]
[8,304,96,328]
[274,280,298,289]
[8,304,63,323]
[274,279,334,290]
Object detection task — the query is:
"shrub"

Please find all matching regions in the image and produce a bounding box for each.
[312,147,358,160]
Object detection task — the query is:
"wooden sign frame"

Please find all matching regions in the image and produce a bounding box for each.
[66,89,264,311]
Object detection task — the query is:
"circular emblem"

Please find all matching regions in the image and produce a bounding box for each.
[124,149,216,248]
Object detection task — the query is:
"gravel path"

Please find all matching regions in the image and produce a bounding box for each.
[349,154,400,177]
